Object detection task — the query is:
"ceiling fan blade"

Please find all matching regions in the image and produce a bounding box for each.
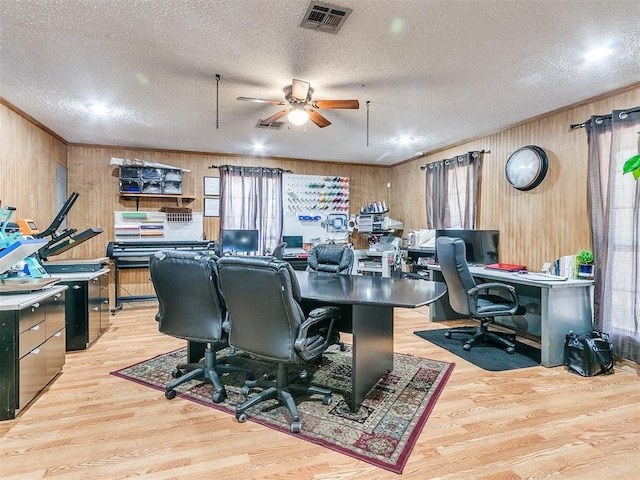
[312,99,360,109]
[262,109,290,124]
[291,79,310,101]
[237,96,285,105]
[308,109,331,128]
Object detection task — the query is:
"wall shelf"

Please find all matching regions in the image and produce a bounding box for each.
[118,193,195,210]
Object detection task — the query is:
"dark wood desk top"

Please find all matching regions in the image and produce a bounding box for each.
[295,271,447,308]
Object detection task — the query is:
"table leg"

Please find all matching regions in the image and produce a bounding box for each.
[541,286,593,367]
[350,304,394,413]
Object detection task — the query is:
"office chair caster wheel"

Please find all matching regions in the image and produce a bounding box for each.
[165,389,176,400]
[322,394,332,406]
[290,421,302,433]
[212,390,226,403]
[236,412,247,423]
[171,368,183,378]
[462,343,472,351]
[444,332,452,339]
[240,386,250,396]
[506,346,515,354]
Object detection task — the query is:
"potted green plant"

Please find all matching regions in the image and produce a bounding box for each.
[622,131,640,180]
[576,249,594,278]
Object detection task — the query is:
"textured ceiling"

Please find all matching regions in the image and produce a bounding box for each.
[1,0,639,166]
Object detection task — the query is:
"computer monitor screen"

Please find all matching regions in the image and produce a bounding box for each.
[282,235,303,249]
[221,229,259,254]
[435,229,499,265]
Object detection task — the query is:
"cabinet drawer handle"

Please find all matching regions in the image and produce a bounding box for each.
[73,285,81,290]
[30,324,41,332]
[30,347,41,355]
[53,331,62,338]
[30,302,40,310]
[54,292,62,298]
[93,307,99,311]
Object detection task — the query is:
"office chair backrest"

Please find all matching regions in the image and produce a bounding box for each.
[307,244,354,274]
[150,250,225,343]
[272,241,287,260]
[217,256,304,362]
[436,236,477,315]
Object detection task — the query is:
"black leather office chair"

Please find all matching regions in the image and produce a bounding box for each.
[306,243,354,274]
[305,244,353,351]
[272,241,287,260]
[436,236,522,354]
[149,250,251,403]
[217,256,341,433]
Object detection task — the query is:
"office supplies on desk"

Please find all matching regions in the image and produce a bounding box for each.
[485,263,526,272]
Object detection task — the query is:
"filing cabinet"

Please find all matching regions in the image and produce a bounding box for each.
[59,269,110,351]
[0,286,67,421]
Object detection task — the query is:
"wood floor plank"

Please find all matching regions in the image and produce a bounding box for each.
[1,304,639,479]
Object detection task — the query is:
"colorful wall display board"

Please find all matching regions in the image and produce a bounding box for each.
[282,174,350,243]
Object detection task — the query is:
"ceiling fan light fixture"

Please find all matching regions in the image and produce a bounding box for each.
[288,107,309,125]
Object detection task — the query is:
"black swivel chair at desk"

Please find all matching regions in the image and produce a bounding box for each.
[306,243,354,274]
[149,250,251,403]
[436,236,522,354]
[217,256,341,433]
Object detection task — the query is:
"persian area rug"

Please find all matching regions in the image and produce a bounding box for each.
[112,345,454,474]
[414,329,541,371]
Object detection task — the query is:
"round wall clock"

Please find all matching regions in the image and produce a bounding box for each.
[505,145,548,191]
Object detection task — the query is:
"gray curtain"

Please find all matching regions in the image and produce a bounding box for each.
[424,151,480,229]
[219,166,283,254]
[586,107,640,363]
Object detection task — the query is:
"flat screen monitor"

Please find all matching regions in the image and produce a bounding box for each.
[435,229,499,265]
[221,229,259,254]
[282,235,303,249]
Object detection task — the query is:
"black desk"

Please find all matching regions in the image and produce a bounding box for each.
[295,271,446,412]
[282,255,308,271]
[188,271,446,413]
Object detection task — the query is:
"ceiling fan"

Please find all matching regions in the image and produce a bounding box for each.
[237,79,359,128]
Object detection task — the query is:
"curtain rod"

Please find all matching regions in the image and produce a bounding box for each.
[420,149,487,170]
[570,106,640,130]
[208,165,292,173]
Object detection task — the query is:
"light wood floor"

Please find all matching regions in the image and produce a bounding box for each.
[2,305,639,480]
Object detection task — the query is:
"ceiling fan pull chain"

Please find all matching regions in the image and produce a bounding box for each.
[215,74,220,129]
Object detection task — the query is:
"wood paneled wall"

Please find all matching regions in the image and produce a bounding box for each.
[390,84,640,271]
[0,102,67,233]
[65,147,388,297]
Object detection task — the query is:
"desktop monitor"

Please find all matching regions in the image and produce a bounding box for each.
[282,235,303,249]
[221,229,259,254]
[435,229,499,265]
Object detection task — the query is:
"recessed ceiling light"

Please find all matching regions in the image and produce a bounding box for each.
[584,46,613,62]
[86,102,111,115]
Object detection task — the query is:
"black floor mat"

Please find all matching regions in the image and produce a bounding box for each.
[414,329,541,371]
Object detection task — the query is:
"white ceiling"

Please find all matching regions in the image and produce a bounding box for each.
[1,0,639,166]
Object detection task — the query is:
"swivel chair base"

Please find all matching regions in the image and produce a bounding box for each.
[166,342,253,403]
[235,362,332,433]
[445,319,516,354]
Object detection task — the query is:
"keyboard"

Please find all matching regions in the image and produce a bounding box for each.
[512,272,567,281]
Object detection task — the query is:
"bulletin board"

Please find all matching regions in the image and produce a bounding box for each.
[282,173,350,243]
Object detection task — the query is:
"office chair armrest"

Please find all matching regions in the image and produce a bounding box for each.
[467,282,520,316]
[295,306,341,361]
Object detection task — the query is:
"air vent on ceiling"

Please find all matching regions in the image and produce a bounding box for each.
[256,119,285,130]
[300,2,352,34]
